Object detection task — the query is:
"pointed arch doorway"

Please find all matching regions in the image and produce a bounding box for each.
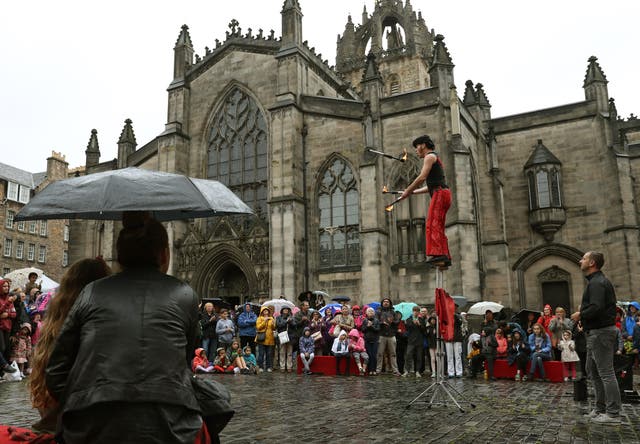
[214,264,249,307]
[191,244,259,307]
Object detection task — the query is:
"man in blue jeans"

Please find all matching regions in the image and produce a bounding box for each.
[571,251,622,424]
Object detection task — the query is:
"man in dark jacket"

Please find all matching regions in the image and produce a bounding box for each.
[571,251,622,424]
[403,306,426,377]
[376,298,400,375]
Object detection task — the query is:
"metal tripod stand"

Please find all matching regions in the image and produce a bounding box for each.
[405,265,476,412]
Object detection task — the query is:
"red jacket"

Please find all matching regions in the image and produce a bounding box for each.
[0,294,17,332]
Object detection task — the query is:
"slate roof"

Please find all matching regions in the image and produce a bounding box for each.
[0,161,46,188]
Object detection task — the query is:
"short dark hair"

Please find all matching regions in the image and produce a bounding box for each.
[117,212,168,269]
[588,251,605,269]
[412,135,435,149]
[28,272,38,279]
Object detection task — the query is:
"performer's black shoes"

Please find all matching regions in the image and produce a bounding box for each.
[426,255,451,267]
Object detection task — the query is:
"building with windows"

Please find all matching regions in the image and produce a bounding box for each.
[0,152,71,282]
[69,0,640,310]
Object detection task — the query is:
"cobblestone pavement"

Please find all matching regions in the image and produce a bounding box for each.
[1,373,639,443]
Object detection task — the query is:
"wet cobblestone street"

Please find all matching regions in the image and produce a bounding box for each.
[1,373,639,443]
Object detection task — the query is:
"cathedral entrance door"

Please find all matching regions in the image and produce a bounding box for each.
[211,263,249,308]
[541,281,571,312]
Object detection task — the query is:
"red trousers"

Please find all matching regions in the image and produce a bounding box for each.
[425,188,451,258]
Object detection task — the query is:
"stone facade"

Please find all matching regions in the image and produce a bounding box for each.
[69,0,640,311]
[0,152,72,283]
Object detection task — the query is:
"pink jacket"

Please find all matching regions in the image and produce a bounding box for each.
[348,329,365,352]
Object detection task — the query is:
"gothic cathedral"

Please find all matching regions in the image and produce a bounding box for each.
[70,0,640,311]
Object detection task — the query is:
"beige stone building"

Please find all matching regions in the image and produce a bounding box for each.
[70,0,640,311]
[0,152,71,283]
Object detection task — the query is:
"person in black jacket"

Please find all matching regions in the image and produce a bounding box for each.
[469,327,498,380]
[200,302,218,360]
[571,251,622,424]
[45,213,203,443]
[361,307,380,375]
[403,306,426,377]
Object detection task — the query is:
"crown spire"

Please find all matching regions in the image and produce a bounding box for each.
[85,129,100,168]
[583,55,607,86]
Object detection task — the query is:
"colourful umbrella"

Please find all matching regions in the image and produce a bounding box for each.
[394,302,418,319]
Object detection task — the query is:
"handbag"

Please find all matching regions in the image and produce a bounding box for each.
[191,376,235,438]
[311,331,322,341]
[256,331,266,342]
[4,361,22,382]
[278,330,290,344]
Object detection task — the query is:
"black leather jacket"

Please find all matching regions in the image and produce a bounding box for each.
[46,267,201,421]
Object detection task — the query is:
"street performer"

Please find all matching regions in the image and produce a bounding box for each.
[399,135,451,267]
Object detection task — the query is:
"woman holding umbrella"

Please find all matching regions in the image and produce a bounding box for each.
[45,213,205,443]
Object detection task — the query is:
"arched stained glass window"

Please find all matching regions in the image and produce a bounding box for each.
[208,88,268,221]
[318,158,360,269]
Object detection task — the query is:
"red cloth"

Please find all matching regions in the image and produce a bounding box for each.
[0,426,55,444]
[425,188,451,257]
[435,288,455,341]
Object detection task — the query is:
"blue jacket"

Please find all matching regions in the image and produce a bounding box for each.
[237,307,257,337]
[299,335,315,354]
[528,333,551,355]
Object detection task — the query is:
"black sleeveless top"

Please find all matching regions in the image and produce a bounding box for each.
[426,152,447,188]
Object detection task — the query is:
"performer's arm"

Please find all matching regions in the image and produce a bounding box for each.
[412,186,430,195]
[400,153,436,200]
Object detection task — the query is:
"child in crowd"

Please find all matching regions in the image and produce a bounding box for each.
[30,312,43,349]
[466,339,481,375]
[309,310,325,356]
[192,348,214,373]
[213,347,235,373]
[623,334,637,355]
[332,330,351,376]
[348,328,368,376]
[242,345,258,374]
[558,330,579,381]
[470,327,498,380]
[527,323,552,381]
[507,330,530,381]
[425,316,438,377]
[298,327,315,375]
[495,328,508,358]
[10,323,32,377]
[229,340,249,374]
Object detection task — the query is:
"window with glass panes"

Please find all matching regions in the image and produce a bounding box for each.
[27,243,35,261]
[40,220,47,236]
[63,225,69,242]
[16,241,24,259]
[17,221,25,231]
[38,246,46,263]
[207,88,268,223]
[5,211,14,229]
[7,182,18,201]
[63,250,68,267]
[29,221,37,234]
[3,239,12,257]
[318,157,360,269]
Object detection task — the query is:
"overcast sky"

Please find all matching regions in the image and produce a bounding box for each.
[2,0,637,173]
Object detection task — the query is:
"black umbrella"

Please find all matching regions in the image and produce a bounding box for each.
[15,167,253,222]
[331,295,351,303]
[513,308,541,329]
